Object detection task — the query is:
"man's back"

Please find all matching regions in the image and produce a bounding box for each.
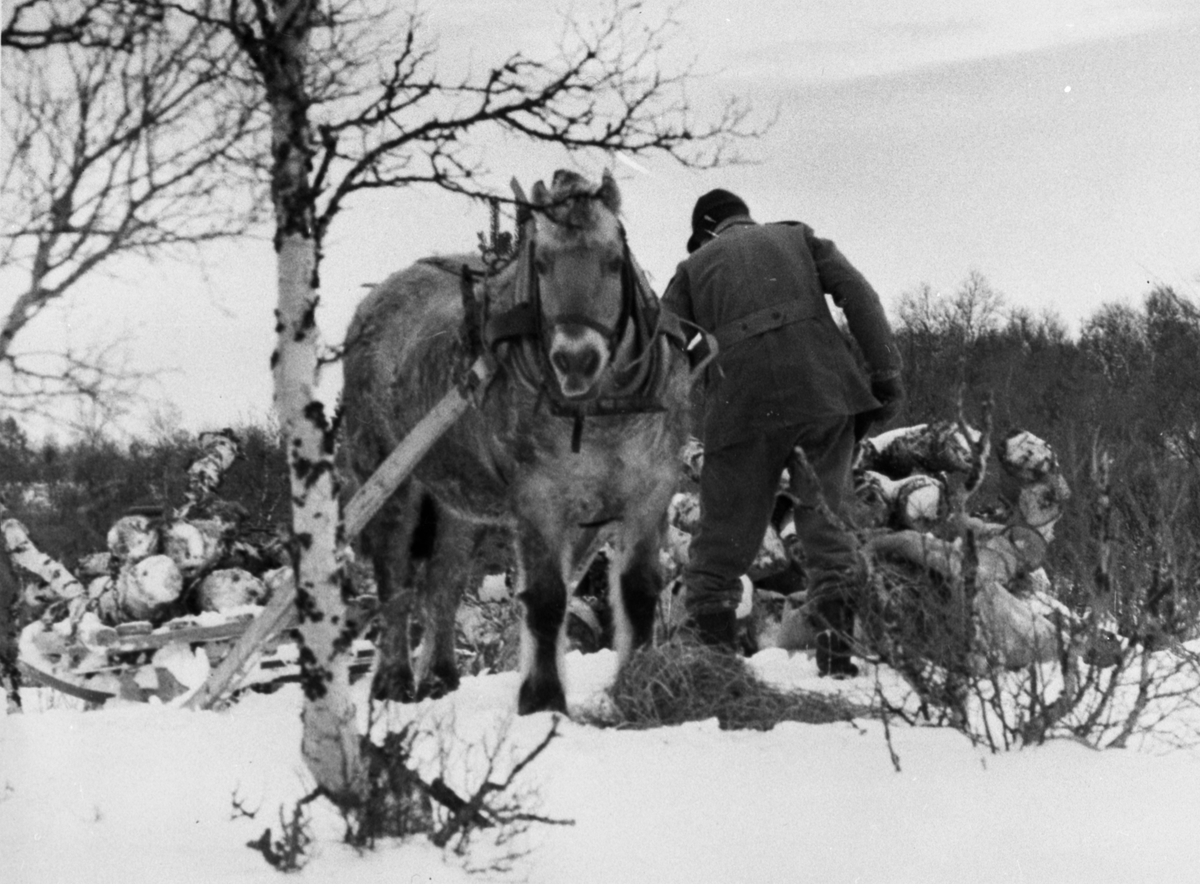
[664,217,884,449]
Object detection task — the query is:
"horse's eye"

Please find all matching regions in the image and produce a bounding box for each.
[535,258,550,275]
[607,257,624,274]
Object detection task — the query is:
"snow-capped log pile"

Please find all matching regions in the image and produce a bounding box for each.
[666,422,1076,668]
[859,423,1074,668]
[4,430,302,703]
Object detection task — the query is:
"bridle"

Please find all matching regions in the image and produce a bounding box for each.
[510,209,637,374]
[476,183,689,450]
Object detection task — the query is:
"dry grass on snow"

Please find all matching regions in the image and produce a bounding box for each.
[598,637,869,731]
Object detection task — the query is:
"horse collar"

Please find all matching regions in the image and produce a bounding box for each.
[478,224,679,451]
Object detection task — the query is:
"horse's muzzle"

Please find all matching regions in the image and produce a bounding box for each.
[548,325,609,399]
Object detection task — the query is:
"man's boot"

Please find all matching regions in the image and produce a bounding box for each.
[684,609,738,651]
[814,600,859,679]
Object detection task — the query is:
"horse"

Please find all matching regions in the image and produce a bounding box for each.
[340,169,696,714]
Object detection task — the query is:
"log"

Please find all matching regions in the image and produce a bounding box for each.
[859,471,947,531]
[1014,476,1071,539]
[162,519,226,575]
[974,581,1065,667]
[865,529,1069,666]
[107,514,159,563]
[998,430,1060,483]
[196,568,268,612]
[894,474,945,530]
[1,515,87,624]
[858,420,980,477]
[186,430,242,510]
[115,554,184,621]
[76,551,114,579]
[865,528,1040,586]
[995,429,1070,540]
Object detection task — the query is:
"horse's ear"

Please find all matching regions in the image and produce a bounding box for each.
[597,169,621,214]
[531,180,549,207]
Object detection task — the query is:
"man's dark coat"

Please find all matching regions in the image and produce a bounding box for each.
[662,215,901,451]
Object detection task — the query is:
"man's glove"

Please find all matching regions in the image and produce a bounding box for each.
[870,374,905,425]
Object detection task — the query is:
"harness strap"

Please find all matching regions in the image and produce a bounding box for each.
[656,307,690,351]
[712,298,820,350]
[484,302,538,349]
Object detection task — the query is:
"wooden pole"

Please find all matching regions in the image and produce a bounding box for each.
[343,357,489,537]
[185,356,492,709]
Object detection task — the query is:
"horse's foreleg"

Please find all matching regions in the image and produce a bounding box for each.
[610,528,665,666]
[514,529,569,715]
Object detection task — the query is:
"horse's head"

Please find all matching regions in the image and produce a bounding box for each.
[529,169,628,401]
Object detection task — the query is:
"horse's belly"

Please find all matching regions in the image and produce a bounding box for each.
[413,443,514,526]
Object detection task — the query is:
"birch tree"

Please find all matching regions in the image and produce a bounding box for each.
[220,0,366,802]
[169,0,757,805]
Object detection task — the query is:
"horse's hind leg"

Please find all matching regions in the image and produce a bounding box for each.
[514,526,569,715]
[410,510,483,700]
[364,483,429,702]
[610,522,668,666]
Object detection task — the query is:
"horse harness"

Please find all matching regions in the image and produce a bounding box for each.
[457,194,701,452]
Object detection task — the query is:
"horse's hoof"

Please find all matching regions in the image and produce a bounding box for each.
[414,666,460,701]
[518,677,567,716]
[370,665,418,703]
[413,681,448,701]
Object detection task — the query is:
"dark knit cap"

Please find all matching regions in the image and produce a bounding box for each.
[687,188,750,252]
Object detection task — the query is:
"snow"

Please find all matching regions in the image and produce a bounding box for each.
[4,648,1200,884]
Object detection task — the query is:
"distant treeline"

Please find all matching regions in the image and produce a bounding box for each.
[894,278,1200,469]
[0,421,291,567]
[2,278,1199,574]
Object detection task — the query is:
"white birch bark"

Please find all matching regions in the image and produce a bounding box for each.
[260,0,364,803]
[1,514,86,616]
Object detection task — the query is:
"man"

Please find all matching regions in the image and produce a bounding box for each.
[662,188,903,676]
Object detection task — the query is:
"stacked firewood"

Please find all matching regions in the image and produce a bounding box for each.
[4,431,301,702]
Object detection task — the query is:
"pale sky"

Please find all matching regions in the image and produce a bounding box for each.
[8,1,1200,438]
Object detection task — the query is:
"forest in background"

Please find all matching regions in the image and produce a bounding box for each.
[3,276,1199,625]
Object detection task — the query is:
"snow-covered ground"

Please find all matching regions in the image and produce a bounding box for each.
[4,647,1200,884]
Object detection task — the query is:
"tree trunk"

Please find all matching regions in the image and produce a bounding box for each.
[260,0,364,804]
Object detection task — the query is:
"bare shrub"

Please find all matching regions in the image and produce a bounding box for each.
[245,792,319,873]
[424,714,573,873]
[343,724,435,848]
[864,442,1200,753]
[970,447,1200,751]
[329,710,570,874]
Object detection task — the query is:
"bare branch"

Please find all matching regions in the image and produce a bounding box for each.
[278,0,766,238]
[2,0,110,51]
[1,4,265,418]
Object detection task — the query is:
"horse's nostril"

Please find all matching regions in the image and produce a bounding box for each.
[552,348,602,379]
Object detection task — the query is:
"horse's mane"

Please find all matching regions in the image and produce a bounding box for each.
[535,169,623,251]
